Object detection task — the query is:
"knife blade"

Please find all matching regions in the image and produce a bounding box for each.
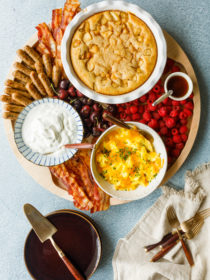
[24,204,85,280]
[24,203,57,242]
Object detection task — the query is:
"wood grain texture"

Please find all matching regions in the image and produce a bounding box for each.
[3,30,200,205]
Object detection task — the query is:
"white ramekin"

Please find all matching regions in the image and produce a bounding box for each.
[164,72,193,101]
[61,1,167,104]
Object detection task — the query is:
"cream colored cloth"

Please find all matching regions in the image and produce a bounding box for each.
[113,163,210,280]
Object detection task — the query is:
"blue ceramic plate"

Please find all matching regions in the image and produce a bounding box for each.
[14,98,83,166]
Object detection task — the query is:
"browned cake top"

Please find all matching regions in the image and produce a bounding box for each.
[70,10,157,95]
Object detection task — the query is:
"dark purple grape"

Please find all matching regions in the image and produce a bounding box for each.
[90,111,100,123]
[107,105,117,114]
[93,103,102,112]
[83,118,93,129]
[80,97,88,104]
[92,127,101,137]
[80,105,91,117]
[73,99,82,111]
[86,99,94,106]
[68,86,76,97]
[97,121,109,132]
[84,128,91,138]
[76,89,84,97]
[58,89,68,100]
[59,79,70,90]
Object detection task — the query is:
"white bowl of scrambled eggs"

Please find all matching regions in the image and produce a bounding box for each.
[91,122,167,200]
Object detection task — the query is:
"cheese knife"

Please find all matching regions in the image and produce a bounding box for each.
[23,204,85,280]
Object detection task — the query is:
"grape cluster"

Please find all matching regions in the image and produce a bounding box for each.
[56,80,117,138]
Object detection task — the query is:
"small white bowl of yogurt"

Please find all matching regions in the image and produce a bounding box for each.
[14,98,83,166]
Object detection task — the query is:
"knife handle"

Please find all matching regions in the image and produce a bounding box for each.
[150,240,178,262]
[61,255,85,280]
[50,238,85,280]
[144,232,173,252]
[179,236,194,266]
[160,232,179,248]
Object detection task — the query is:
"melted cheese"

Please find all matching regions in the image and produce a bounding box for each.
[95,127,163,191]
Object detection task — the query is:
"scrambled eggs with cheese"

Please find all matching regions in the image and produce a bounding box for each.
[95,127,163,191]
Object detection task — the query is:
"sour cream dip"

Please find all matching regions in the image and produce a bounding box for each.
[22,102,78,155]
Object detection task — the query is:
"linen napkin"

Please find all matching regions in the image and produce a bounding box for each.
[113,163,210,280]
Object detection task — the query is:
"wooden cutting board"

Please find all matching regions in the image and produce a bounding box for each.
[3,30,200,205]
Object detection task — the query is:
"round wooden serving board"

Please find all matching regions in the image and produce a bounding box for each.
[3,31,200,206]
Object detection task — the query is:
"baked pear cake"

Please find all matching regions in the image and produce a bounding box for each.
[70,10,157,95]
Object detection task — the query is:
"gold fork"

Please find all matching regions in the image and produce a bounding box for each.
[167,206,194,266]
[150,215,204,262]
[181,208,210,232]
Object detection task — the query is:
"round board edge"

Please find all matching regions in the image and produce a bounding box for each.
[3,30,201,206]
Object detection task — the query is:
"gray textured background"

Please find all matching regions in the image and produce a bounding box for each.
[0,0,210,279]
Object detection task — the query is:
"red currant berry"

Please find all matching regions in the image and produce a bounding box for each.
[158,106,168,117]
[130,106,138,114]
[173,134,182,143]
[143,111,152,122]
[171,128,178,135]
[179,126,188,134]
[165,118,176,128]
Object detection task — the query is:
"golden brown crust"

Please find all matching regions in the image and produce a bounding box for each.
[0,95,22,105]
[12,93,32,106]
[4,79,26,91]
[25,82,42,100]
[30,71,47,96]
[38,72,54,97]
[3,103,24,113]
[2,111,19,120]
[12,70,32,84]
[35,61,45,75]
[42,54,53,78]
[52,64,61,88]
[70,11,157,95]
[24,45,42,64]
[4,87,30,98]
[13,62,33,76]
[16,49,35,70]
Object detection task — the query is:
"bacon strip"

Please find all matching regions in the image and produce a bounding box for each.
[36,23,57,57]
[50,150,110,212]
[50,163,94,210]
[60,0,80,32]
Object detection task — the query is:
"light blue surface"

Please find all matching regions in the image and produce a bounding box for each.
[0,1,210,279]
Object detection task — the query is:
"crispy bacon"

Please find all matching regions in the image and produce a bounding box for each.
[50,150,110,213]
[50,162,94,210]
[60,0,80,32]
[36,23,57,57]
[52,9,63,59]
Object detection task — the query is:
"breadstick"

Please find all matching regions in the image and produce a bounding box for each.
[26,83,42,100]
[38,72,54,97]
[30,71,47,96]
[12,70,31,84]
[4,87,30,98]
[12,93,32,106]
[16,49,35,69]
[4,104,24,113]
[2,111,19,120]
[0,95,20,105]
[13,62,32,76]
[4,79,26,90]
[24,45,42,64]
[35,61,45,74]
[42,54,52,78]
[52,64,61,88]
